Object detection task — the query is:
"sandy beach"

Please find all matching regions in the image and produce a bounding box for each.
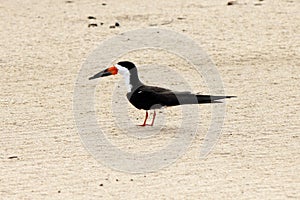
[1,0,299,199]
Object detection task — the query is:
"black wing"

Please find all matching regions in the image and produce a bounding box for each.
[127,85,236,110]
[128,85,195,110]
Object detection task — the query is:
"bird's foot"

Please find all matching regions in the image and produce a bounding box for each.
[137,111,155,127]
[137,124,153,127]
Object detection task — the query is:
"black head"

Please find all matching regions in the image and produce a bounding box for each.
[117,61,137,70]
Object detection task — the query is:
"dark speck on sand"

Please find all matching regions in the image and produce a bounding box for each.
[88,23,98,27]
[227,1,238,6]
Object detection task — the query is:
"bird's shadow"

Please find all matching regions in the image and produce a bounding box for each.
[116,120,196,140]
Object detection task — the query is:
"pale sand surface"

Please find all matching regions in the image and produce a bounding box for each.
[1,0,299,199]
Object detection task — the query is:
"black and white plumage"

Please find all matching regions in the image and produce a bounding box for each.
[89,61,235,126]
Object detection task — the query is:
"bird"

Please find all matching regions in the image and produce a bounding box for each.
[89,61,236,126]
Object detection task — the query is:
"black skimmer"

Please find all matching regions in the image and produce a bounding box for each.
[89,61,235,126]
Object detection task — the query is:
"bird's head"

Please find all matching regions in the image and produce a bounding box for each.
[89,61,136,80]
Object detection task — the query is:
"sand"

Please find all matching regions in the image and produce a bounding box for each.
[1,0,299,199]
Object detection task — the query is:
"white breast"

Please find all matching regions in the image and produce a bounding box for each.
[115,64,132,92]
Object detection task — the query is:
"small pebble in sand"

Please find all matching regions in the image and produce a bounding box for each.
[102,3,107,6]
[254,3,262,6]
[8,156,18,159]
[65,1,73,3]
[88,23,98,27]
[99,183,103,186]
[116,179,119,182]
[58,190,61,193]
[88,16,96,19]
[115,22,120,27]
[130,179,133,181]
[109,25,115,29]
[227,1,238,6]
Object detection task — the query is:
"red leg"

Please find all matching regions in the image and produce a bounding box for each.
[149,111,156,126]
[138,111,148,126]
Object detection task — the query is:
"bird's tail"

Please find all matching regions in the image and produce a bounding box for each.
[196,95,236,104]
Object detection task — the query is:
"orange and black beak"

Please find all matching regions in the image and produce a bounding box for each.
[89,66,118,80]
